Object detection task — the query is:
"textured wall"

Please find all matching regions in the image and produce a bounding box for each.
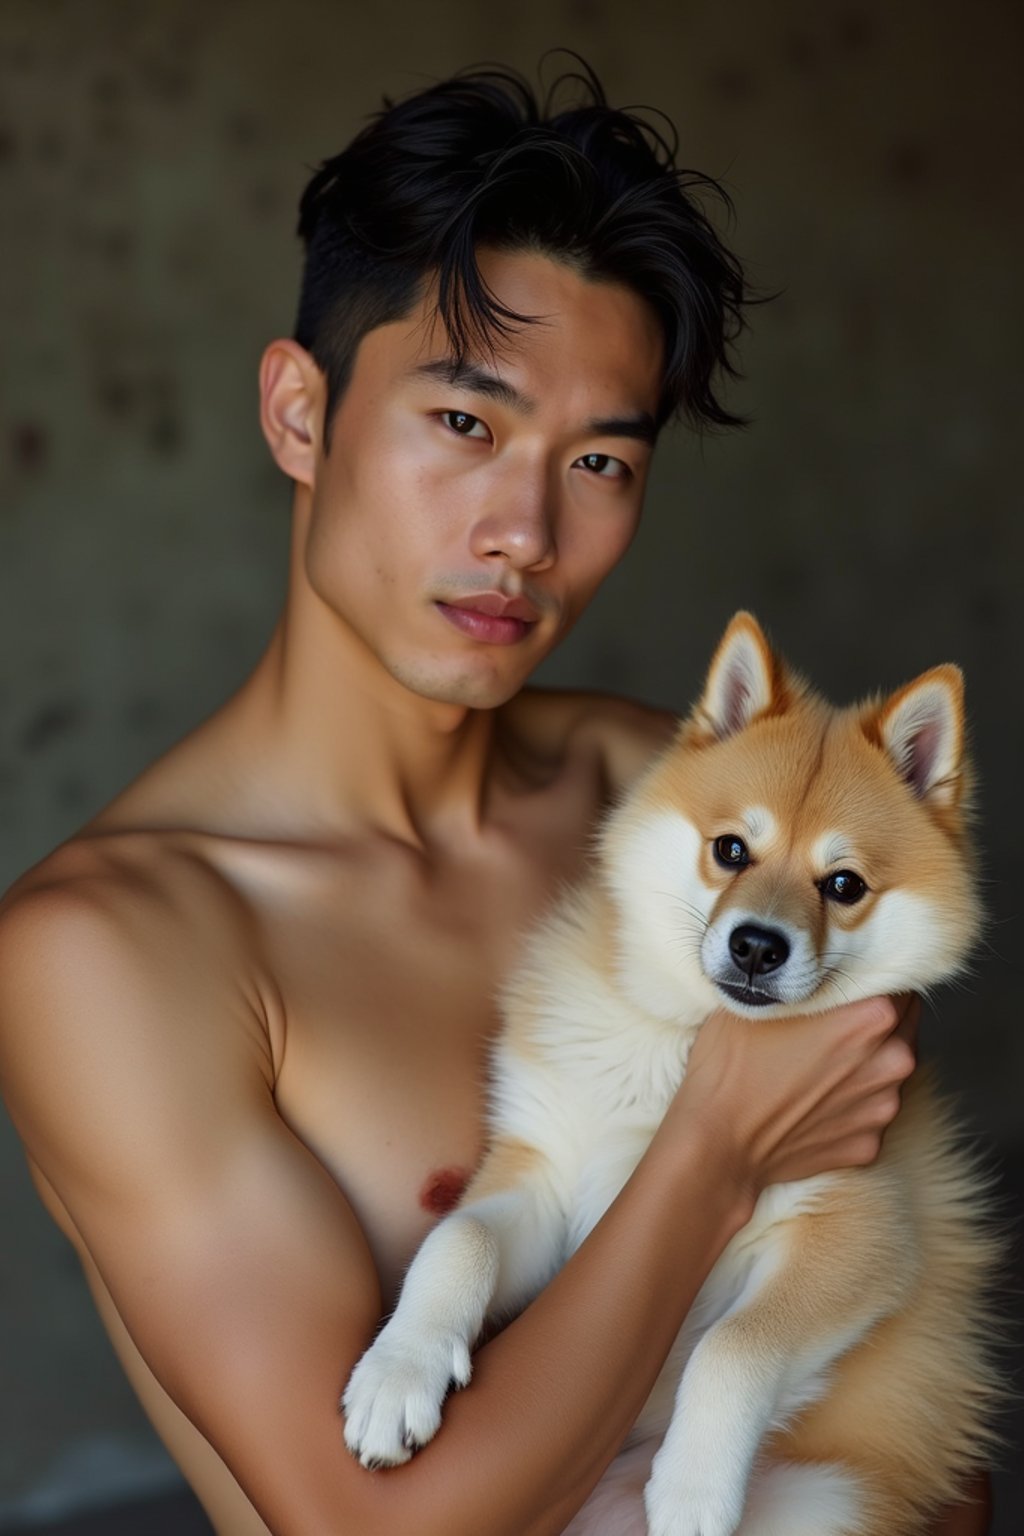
[1,0,1021,1523]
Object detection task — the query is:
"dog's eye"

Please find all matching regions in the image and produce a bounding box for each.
[714,834,750,869]
[819,870,867,904]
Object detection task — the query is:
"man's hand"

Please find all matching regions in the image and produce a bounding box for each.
[673,994,919,1210]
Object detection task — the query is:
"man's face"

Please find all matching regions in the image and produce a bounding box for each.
[302,248,664,709]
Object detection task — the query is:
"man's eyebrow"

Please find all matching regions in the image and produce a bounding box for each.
[410,359,536,414]
[411,357,659,446]
[584,412,658,447]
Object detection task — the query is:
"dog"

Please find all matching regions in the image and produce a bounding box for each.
[343,612,1002,1536]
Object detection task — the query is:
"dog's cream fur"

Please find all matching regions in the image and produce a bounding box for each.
[344,614,1002,1536]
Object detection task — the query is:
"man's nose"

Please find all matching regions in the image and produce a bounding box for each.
[468,487,556,571]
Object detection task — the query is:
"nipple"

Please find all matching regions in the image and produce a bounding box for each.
[419,1166,470,1216]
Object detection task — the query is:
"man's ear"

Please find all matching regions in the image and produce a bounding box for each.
[693,612,785,742]
[258,340,325,488]
[870,665,965,806]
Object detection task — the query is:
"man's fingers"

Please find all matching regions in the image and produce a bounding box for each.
[804,1084,904,1147]
[886,994,920,1089]
[853,994,919,1073]
[877,1034,917,1090]
[890,992,921,1053]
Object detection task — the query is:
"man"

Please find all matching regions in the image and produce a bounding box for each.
[0,65,991,1535]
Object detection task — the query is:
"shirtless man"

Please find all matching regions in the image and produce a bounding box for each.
[0,67,991,1536]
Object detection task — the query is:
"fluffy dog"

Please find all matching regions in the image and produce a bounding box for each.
[344,612,1001,1536]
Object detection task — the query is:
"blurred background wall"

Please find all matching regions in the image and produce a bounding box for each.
[1,0,1020,1528]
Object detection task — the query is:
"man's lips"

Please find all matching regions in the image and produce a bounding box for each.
[444,592,539,621]
[434,592,542,646]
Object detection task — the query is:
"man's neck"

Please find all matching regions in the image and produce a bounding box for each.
[209,508,502,854]
[239,609,498,852]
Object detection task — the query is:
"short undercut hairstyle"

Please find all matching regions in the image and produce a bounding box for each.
[294,60,748,445]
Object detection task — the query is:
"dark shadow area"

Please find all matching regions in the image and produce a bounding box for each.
[3,1489,212,1535]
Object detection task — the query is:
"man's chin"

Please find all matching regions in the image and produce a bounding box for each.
[387,655,532,711]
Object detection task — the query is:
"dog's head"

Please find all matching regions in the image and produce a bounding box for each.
[601,613,980,1022]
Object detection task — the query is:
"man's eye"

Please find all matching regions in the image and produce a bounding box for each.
[576,452,629,479]
[441,410,490,440]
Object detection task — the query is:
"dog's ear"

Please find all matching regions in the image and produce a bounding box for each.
[871,665,965,806]
[693,612,787,742]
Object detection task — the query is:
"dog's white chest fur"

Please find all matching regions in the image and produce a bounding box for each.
[502,953,837,1447]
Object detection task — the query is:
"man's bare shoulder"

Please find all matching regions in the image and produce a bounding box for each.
[0,832,275,1093]
[503,686,678,796]
[0,832,282,1228]
[1,828,251,951]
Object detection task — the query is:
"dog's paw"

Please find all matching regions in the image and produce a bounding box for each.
[342,1322,472,1468]
[643,1464,745,1536]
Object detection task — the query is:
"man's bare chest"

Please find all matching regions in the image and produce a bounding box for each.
[270,902,498,1301]
[225,805,600,1303]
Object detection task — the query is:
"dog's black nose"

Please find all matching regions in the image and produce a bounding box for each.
[728,923,790,978]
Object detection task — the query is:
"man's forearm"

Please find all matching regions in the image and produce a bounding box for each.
[291,1121,746,1536]
[430,1121,747,1536]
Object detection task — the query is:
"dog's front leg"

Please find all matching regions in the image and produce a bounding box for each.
[644,1199,906,1536]
[643,1295,792,1536]
[343,1143,565,1468]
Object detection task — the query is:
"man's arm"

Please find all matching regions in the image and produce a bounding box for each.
[0,873,919,1536]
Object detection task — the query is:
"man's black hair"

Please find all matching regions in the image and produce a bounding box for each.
[294,59,747,445]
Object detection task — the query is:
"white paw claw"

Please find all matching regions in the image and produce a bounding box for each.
[342,1325,472,1469]
[644,1470,745,1536]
